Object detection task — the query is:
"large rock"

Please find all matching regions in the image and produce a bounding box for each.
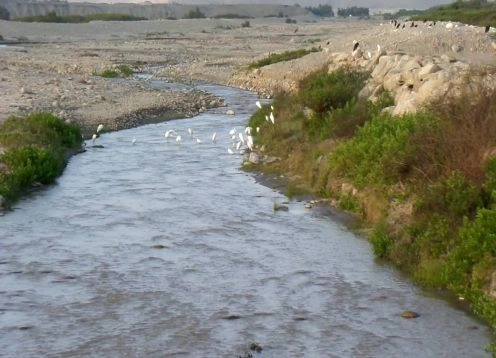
[248,152,260,164]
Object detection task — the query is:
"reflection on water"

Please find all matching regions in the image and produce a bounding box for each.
[0,83,491,357]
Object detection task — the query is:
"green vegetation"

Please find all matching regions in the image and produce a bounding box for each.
[337,6,369,18]
[98,65,134,78]
[382,9,423,20]
[213,13,252,19]
[184,7,206,19]
[248,65,496,345]
[0,5,10,20]
[241,20,251,28]
[0,113,83,206]
[306,4,334,17]
[411,0,496,27]
[16,11,147,23]
[285,18,297,24]
[248,47,320,69]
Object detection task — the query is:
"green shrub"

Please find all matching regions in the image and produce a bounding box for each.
[117,65,134,77]
[411,0,496,27]
[371,221,393,258]
[419,171,480,219]
[298,67,368,113]
[241,20,250,28]
[99,65,133,78]
[184,7,206,19]
[100,69,119,78]
[248,48,320,69]
[445,208,496,293]
[0,113,82,205]
[329,111,429,188]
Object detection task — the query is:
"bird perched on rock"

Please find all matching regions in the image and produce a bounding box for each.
[352,40,360,52]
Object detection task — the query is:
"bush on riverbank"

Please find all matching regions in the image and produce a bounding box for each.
[0,112,83,207]
[248,48,321,69]
[411,0,496,27]
[98,65,134,78]
[249,66,496,346]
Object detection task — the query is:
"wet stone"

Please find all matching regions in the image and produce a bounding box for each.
[401,310,420,319]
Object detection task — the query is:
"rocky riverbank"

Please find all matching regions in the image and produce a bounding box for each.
[1,17,494,138]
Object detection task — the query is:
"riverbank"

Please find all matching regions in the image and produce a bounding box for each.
[1,17,495,133]
[243,39,496,353]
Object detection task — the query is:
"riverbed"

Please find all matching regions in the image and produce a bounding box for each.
[0,83,492,357]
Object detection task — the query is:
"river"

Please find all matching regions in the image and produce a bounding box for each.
[0,83,492,357]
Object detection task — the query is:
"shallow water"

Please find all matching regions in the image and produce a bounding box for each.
[0,83,492,357]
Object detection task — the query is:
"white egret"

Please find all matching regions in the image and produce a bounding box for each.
[212,132,217,143]
[196,138,202,144]
[188,128,193,138]
[246,135,253,151]
[256,127,260,134]
[238,132,245,144]
[92,133,97,144]
[228,148,234,154]
[229,128,237,136]
[271,105,274,111]
[132,138,137,145]
[165,129,176,140]
[236,141,242,150]
[96,124,104,134]
[255,101,262,109]
[270,112,275,124]
[244,127,252,135]
[265,115,269,122]
[176,135,182,143]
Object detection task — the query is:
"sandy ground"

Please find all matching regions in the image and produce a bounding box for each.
[0,17,495,135]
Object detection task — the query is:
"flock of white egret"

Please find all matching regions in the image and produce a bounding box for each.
[89,101,277,156]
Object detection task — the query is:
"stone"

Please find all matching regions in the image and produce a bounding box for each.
[248,152,260,164]
[451,44,463,53]
[226,109,235,115]
[418,63,442,78]
[401,310,419,319]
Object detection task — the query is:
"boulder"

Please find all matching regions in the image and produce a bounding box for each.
[248,152,260,164]
[226,109,235,115]
[418,63,442,79]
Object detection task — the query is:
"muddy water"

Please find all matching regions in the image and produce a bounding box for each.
[0,84,491,357]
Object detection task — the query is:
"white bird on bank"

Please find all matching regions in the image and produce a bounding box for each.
[246,135,253,151]
[255,101,262,109]
[270,112,275,124]
[96,124,104,134]
[265,115,269,122]
[256,127,260,134]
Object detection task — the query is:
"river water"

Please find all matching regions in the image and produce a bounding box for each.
[0,83,492,357]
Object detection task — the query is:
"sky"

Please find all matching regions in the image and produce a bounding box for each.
[64,0,452,11]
